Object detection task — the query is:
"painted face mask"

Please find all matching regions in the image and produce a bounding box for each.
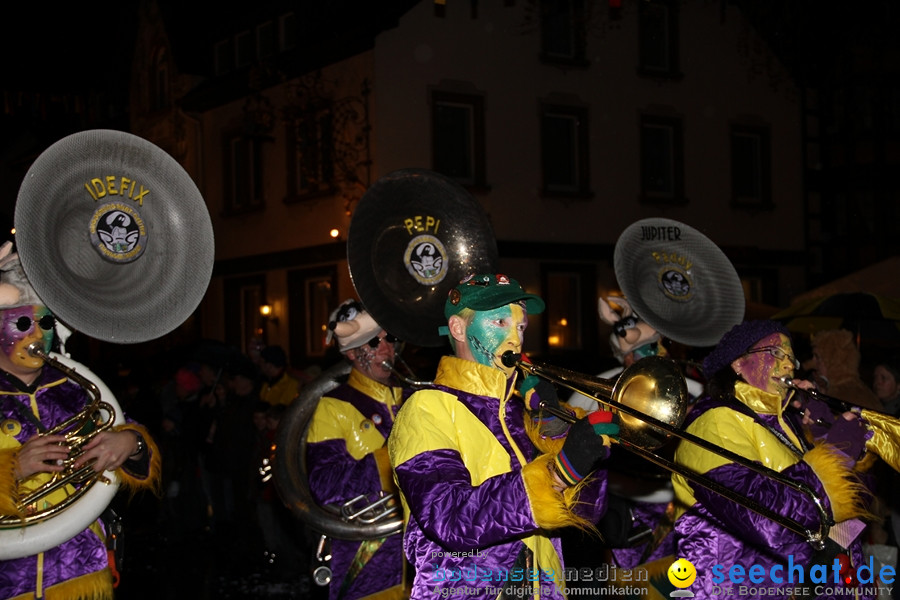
[0,305,55,370]
[733,333,797,396]
[465,302,528,378]
[348,331,397,384]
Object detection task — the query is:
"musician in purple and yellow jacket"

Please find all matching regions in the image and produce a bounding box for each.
[670,319,877,600]
[388,273,616,600]
[0,243,160,600]
[306,299,412,600]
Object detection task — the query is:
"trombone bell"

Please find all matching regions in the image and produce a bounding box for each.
[505,353,688,450]
[613,358,689,449]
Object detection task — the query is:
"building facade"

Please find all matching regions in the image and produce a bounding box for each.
[129,0,805,373]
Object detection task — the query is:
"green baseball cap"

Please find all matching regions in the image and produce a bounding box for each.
[444,273,545,319]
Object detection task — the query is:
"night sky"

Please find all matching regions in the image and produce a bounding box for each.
[1,2,138,91]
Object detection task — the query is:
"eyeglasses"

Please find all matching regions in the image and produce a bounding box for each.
[16,315,56,332]
[746,346,799,369]
[367,333,398,348]
[15,315,56,333]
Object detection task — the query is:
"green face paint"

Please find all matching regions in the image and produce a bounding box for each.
[465,303,527,377]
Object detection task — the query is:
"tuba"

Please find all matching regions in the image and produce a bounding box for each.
[0,351,124,560]
[0,129,214,559]
[273,169,499,540]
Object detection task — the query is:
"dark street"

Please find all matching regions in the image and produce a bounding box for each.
[112,492,327,600]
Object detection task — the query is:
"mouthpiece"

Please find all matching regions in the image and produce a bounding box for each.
[382,360,394,370]
[501,351,521,368]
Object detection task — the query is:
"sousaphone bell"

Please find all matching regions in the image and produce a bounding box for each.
[613,217,745,348]
[1,129,214,559]
[274,168,499,540]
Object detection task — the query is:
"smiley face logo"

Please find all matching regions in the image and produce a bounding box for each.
[667,558,697,588]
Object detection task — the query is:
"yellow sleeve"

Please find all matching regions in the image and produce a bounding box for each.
[387,389,459,468]
[308,396,386,460]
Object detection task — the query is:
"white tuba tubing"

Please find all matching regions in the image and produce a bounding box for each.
[0,352,123,560]
[273,361,403,540]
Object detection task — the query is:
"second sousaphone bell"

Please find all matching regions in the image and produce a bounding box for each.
[347,168,498,347]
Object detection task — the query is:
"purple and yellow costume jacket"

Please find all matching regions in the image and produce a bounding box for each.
[0,365,160,600]
[388,356,608,600]
[671,381,875,600]
[306,368,409,600]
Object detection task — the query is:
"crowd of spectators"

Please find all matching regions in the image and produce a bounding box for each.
[104,337,322,590]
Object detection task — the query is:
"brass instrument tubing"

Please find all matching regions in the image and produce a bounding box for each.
[7,345,115,514]
[381,361,431,388]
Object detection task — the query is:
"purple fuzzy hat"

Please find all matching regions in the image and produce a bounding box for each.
[702,320,790,377]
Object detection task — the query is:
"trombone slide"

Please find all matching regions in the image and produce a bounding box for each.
[509,353,832,548]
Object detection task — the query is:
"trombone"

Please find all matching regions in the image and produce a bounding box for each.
[501,352,832,549]
[781,376,900,474]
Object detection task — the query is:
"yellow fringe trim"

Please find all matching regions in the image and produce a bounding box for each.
[8,567,114,600]
[521,453,597,533]
[522,405,604,533]
[803,443,877,523]
[0,447,21,516]
[113,424,162,498]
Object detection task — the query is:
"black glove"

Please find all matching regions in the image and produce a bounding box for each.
[555,410,619,486]
[521,375,561,412]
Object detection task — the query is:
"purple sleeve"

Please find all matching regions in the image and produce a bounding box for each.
[395,448,539,551]
[306,438,382,506]
[691,460,828,552]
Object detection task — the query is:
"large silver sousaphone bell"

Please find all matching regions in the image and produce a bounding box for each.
[15,129,214,343]
[1,130,214,559]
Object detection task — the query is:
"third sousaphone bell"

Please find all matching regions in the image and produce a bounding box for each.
[614,217,745,348]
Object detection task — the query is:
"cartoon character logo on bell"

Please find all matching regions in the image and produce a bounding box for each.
[667,557,697,598]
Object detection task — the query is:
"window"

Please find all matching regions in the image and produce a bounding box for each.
[224,275,266,349]
[640,114,684,203]
[257,21,276,60]
[431,91,486,188]
[546,272,582,350]
[235,30,253,68]
[224,133,266,214]
[539,0,587,65]
[288,266,338,361]
[540,104,590,197]
[286,109,337,201]
[540,264,599,357]
[739,269,779,307]
[730,124,772,208]
[639,0,680,78]
[280,13,297,50]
